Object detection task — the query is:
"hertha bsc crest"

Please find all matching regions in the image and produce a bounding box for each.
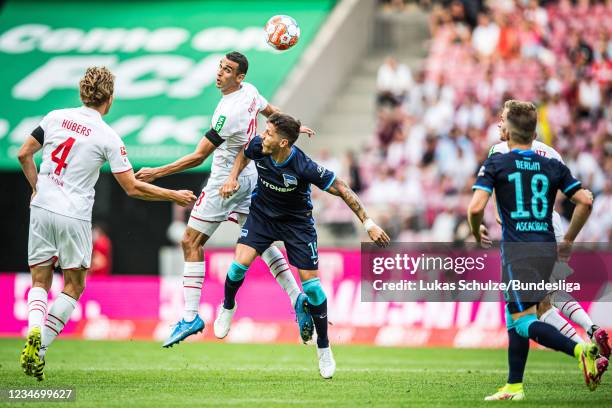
[283,174,298,188]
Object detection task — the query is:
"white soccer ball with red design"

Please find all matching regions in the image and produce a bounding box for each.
[264,15,300,51]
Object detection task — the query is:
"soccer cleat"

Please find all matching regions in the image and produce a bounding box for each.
[593,357,609,383]
[20,327,42,378]
[34,357,45,381]
[317,347,336,379]
[294,293,314,343]
[588,326,611,359]
[484,384,525,401]
[578,343,601,391]
[214,303,237,339]
[162,315,205,348]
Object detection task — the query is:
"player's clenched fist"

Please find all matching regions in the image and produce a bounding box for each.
[219,178,240,199]
[135,167,158,183]
[174,190,197,207]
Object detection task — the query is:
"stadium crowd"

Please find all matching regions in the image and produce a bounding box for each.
[316,0,611,243]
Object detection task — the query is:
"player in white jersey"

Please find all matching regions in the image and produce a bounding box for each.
[134,52,317,347]
[17,67,197,381]
[482,129,610,358]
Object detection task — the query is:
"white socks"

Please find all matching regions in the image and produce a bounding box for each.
[183,261,205,322]
[27,287,48,330]
[554,299,594,333]
[262,246,300,307]
[540,307,583,343]
[41,292,78,355]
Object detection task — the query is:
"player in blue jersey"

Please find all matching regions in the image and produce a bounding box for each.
[214,112,390,378]
[468,100,606,400]
[483,134,609,356]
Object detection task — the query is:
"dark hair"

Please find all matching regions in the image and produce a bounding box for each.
[268,112,301,145]
[226,51,248,76]
[504,99,538,144]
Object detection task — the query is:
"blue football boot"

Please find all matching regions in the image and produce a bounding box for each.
[162,315,205,348]
[294,293,314,343]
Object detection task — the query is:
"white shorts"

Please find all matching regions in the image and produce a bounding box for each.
[187,173,256,236]
[28,206,92,270]
[552,211,564,242]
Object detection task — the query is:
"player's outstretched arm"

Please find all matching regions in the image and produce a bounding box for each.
[260,104,315,137]
[558,188,593,261]
[17,135,42,201]
[326,178,390,247]
[114,169,197,207]
[135,136,218,182]
[467,190,491,243]
[219,147,251,199]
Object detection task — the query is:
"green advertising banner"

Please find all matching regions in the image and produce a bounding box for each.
[0,0,334,171]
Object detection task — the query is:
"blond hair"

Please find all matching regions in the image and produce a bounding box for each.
[504,100,538,144]
[79,66,114,107]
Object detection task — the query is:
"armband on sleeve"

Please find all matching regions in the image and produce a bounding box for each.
[205,128,224,147]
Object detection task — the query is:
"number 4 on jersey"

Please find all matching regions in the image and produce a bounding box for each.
[51,137,76,175]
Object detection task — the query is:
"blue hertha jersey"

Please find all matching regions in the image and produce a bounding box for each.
[473,149,581,245]
[244,136,336,223]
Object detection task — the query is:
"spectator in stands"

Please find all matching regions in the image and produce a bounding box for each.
[471,12,499,59]
[567,143,606,195]
[546,90,571,138]
[449,0,469,26]
[364,166,402,207]
[317,148,342,176]
[568,30,594,69]
[386,126,408,168]
[455,93,486,131]
[90,222,112,276]
[452,143,477,191]
[578,70,602,117]
[496,13,520,60]
[376,56,413,108]
[525,0,548,30]
[403,70,427,117]
[582,178,612,242]
[476,68,507,108]
[592,35,612,85]
[423,87,454,134]
[376,109,403,148]
[518,19,543,59]
[345,151,363,193]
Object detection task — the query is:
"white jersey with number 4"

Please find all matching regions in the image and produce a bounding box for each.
[208,81,267,184]
[31,106,132,222]
[489,140,566,241]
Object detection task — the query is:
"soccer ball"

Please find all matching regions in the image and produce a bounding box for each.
[264,15,300,51]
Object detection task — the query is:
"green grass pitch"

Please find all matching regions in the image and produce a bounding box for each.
[0,339,610,407]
